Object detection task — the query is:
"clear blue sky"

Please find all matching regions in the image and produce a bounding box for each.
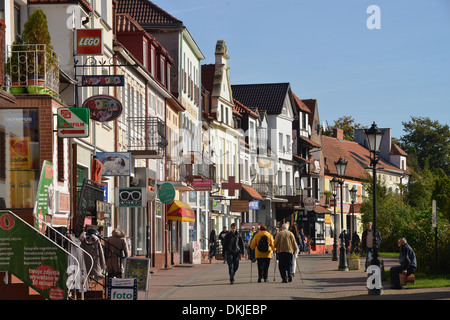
[158,0,450,139]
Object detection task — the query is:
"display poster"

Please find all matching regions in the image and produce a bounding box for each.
[0,211,69,300]
[124,257,151,292]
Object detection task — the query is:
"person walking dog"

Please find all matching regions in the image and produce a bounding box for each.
[250,225,275,282]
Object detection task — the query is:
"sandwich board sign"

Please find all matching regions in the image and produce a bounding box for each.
[57,107,90,138]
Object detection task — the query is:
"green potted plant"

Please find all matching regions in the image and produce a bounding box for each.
[21,9,56,94]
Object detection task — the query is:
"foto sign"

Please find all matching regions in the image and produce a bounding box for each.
[57,107,90,138]
[82,95,123,122]
[75,29,103,55]
[108,278,137,300]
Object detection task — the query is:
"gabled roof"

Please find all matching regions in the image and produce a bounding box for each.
[231,83,293,114]
[322,135,405,180]
[116,0,183,26]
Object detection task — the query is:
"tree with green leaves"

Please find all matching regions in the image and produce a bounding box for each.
[323,115,363,141]
[399,116,450,175]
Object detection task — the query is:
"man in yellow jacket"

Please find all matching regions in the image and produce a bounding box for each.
[250,225,275,282]
[273,223,298,283]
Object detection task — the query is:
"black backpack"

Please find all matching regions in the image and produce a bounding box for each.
[257,235,269,253]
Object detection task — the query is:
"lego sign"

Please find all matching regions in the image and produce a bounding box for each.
[75,29,103,55]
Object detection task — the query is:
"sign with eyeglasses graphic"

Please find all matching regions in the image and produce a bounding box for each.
[115,188,147,207]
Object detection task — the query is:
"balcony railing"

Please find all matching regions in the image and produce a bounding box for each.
[252,182,273,197]
[5,44,59,95]
[127,117,167,158]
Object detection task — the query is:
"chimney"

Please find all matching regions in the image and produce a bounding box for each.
[333,128,344,140]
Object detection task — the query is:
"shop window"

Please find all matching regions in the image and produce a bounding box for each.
[0,109,39,209]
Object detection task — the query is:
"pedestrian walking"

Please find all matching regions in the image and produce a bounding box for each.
[390,238,417,289]
[208,229,217,262]
[299,228,306,254]
[273,223,297,283]
[362,222,382,271]
[290,225,300,276]
[222,223,244,284]
[250,225,275,282]
[219,226,229,263]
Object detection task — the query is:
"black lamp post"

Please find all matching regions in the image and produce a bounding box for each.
[349,186,357,252]
[330,177,339,261]
[335,157,348,271]
[364,121,385,295]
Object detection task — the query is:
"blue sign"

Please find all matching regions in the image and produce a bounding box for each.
[249,200,259,210]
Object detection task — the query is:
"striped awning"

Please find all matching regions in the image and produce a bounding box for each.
[167,201,195,222]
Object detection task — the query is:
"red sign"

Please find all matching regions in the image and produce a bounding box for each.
[222,176,242,196]
[75,29,103,55]
[192,179,213,191]
[82,95,123,122]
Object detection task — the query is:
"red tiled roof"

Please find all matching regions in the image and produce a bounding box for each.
[115,13,174,64]
[242,185,263,200]
[116,0,183,26]
[390,144,408,157]
[322,135,403,180]
[233,99,259,118]
[292,93,310,113]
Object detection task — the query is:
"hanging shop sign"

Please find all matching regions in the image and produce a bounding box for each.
[249,200,260,210]
[96,152,131,176]
[304,197,316,211]
[0,211,69,300]
[57,107,90,138]
[75,28,103,55]
[158,182,176,204]
[115,187,147,207]
[191,179,213,191]
[231,200,249,212]
[82,95,123,122]
[81,75,125,87]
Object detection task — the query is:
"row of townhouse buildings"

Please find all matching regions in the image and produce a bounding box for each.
[0,0,409,299]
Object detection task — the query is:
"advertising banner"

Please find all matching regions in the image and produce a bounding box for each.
[96,152,131,176]
[0,211,69,300]
[33,160,53,232]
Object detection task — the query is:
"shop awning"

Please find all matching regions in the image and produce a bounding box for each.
[242,185,263,200]
[167,201,195,222]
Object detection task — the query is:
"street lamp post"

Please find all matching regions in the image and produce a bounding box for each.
[335,157,348,271]
[364,121,385,295]
[330,177,339,261]
[349,186,357,252]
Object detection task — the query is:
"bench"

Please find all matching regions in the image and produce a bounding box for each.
[399,273,415,286]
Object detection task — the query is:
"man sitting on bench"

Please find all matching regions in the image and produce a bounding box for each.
[390,237,417,289]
